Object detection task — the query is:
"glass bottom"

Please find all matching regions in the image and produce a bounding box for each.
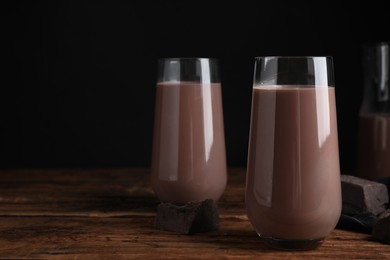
[260,236,324,251]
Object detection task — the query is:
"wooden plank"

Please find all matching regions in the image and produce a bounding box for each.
[0,216,388,259]
[0,168,245,216]
[0,168,389,258]
[0,168,158,216]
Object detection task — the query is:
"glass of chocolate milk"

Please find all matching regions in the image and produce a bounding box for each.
[245,56,342,250]
[357,42,390,182]
[151,58,227,204]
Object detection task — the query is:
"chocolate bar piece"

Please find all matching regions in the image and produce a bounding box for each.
[154,199,219,234]
[341,175,389,216]
[372,210,390,244]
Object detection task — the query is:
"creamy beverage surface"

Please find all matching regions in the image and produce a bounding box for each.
[357,113,390,181]
[151,82,227,204]
[246,86,341,240]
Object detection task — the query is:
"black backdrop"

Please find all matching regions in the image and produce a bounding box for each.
[1,1,389,170]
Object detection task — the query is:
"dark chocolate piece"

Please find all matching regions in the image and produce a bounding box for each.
[372,213,390,244]
[336,213,377,233]
[154,199,219,234]
[341,174,389,216]
[375,178,390,205]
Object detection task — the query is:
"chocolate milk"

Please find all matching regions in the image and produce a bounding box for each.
[151,82,227,204]
[246,86,341,240]
[357,113,390,181]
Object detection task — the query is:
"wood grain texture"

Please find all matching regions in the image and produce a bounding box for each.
[0,168,389,259]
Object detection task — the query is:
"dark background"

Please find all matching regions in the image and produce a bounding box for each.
[1,1,389,171]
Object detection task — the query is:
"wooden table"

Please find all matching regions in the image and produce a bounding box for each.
[0,168,389,259]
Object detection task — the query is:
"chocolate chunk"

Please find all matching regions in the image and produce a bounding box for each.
[377,177,390,200]
[154,199,219,234]
[341,174,389,216]
[372,213,390,244]
[378,208,390,220]
[337,213,377,233]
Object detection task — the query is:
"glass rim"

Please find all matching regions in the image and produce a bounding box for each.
[254,56,333,59]
[158,57,218,62]
[253,56,335,87]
